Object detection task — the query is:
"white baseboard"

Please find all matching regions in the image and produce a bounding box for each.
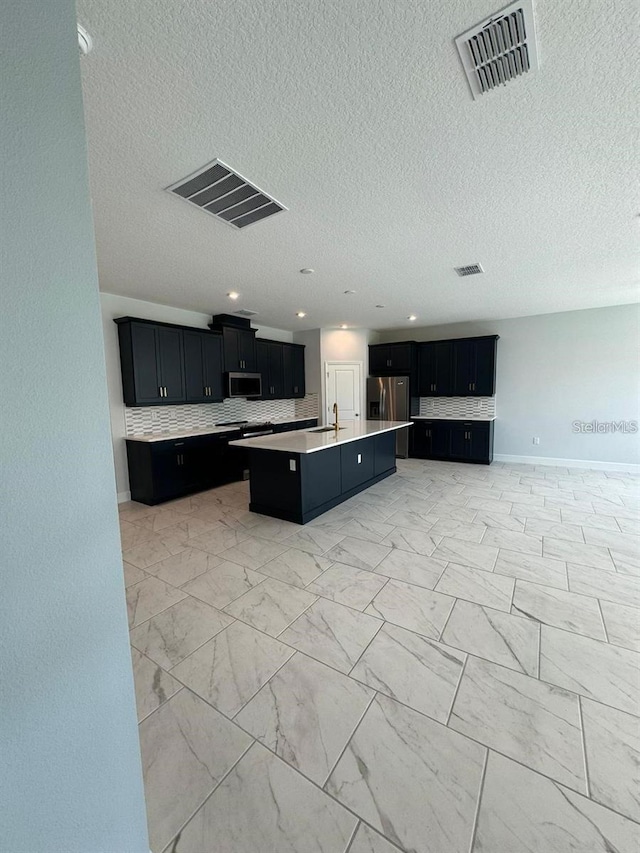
[117,490,131,503]
[493,454,640,474]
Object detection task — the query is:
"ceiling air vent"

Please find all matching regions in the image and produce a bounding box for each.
[455,0,539,100]
[454,263,484,277]
[166,159,287,229]
[234,309,259,317]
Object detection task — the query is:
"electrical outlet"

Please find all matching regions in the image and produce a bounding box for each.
[151,410,161,424]
[533,437,540,445]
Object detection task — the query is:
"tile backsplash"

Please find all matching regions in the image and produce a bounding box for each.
[419,396,496,419]
[125,393,319,436]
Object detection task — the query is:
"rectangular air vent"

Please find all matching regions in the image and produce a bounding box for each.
[454,263,484,277]
[455,0,538,100]
[166,159,287,229]
[234,309,259,317]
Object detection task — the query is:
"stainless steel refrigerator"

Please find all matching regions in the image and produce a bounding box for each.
[367,376,410,458]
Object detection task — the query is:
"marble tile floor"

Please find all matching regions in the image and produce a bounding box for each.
[119,458,640,853]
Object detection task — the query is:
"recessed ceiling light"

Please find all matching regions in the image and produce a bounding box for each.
[227,291,239,300]
[300,268,315,274]
[296,312,306,318]
[344,289,356,294]
[340,324,348,329]
[375,304,385,308]
[408,315,417,321]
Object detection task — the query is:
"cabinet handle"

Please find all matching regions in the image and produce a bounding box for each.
[164,386,168,397]
[472,382,475,391]
[159,386,163,398]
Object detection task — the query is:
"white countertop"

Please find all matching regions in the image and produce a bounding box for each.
[229,420,412,454]
[126,416,317,443]
[411,415,496,422]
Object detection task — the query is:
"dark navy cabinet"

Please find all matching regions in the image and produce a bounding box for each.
[283,343,306,398]
[183,330,224,403]
[257,340,284,399]
[411,419,493,464]
[417,336,498,397]
[341,437,375,492]
[221,326,257,372]
[116,319,186,406]
[369,343,417,377]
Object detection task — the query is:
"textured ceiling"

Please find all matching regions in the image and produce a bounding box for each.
[77,0,639,331]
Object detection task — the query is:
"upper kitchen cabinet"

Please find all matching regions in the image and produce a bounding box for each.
[256,339,284,399]
[369,343,417,377]
[115,318,186,406]
[418,335,498,396]
[209,314,257,372]
[183,329,224,403]
[282,343,305,398]
[418,341,453,396]
[452,336,498,396]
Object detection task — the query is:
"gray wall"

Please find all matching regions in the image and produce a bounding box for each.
[0,5,148,851]
[379,304,640,467]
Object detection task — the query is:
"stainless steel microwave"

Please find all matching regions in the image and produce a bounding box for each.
[226,372,262,398]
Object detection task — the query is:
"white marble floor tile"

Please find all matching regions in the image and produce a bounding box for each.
[325,536,392,571]
[428,503,479,522]
[218,535,289,570]
[307,563,388,610]
[139,688,251,853]
[126,576,187,628]
[326,693,485,853]
[543,537,616,571]
[144,547,223,588]
[247,517,302,542]
[224,577,317,636]
[568,564,640,607]
[561,508,622,530]
[337,517,396,544]
[170,620,294,718]
[582,698,640,823]
[159,516,225,545]
[473,510,526,532]
[119,519,158,550]
[279,597,381,673]
[349,822,402,853]
[347,503,398,524]
[131,648,181,722]
[450,656,585,790]
[494,549,569,590]
[473,751,638,853]
[500,491,545,506]
[512,580,606,640]
[441,599,539,676]
[365,578,455,639]
[257,547,332,587]
[600,600,640,651]
[466,496,512,514]
[351,623,465,721]
[616,516,640,535]
[185,526,251,556]
[284,527,346,556]
[236,653,373,784]
[384,509,437,532]
[181,560,264,609]
[481,527,543,556]
[118,500,158,522]
[436,563,514,611]
[123,561,147,587]
[539,626,640,715]
[171,742,356,853]
[133,507,204,533]
[130,596,234,670]
[582,527,640,556]
[524,518,585,542]
[371,548,446,589]
[122,532,188,569]
[432,536,499,571]
[429,518,488,543]
[380,526,443,556]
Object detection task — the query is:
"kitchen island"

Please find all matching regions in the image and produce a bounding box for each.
[230,420,411,524]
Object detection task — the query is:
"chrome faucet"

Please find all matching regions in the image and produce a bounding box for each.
[332,402,339,431]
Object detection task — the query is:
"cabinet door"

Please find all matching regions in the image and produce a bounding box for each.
[282,345,294,397]
[239,330,257,372]
[341,437,375,492]
[202,334,224,401]
[291,346,305,397]
[268,342,284,398]
[151,443,189,501]
[183,331,208,403]
[256,340,271,398]
[374,431,396,475]
[130,323,162,403]
[453,338,497,396]
[468,423,491,461]
[387,343,412,373]
[369,345,390,375]
[157,327,185,402]
[419,342,453,395]
[472,338,497,396]
[222,327,240,372]
[449,424,470,459]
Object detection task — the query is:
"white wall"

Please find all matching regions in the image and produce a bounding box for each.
[101,292,294,497]
[378,304,640,467]
[1,5,148,850]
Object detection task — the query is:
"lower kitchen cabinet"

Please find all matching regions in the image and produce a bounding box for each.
[126,432,244,505]
[411,419,494,464]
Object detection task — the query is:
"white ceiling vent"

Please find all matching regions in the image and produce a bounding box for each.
[454,263,484,277]
[234,308,259,317]
[166,159,287,229]
[455,0,539,100]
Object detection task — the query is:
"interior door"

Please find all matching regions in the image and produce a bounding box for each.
[325,362,362,424]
